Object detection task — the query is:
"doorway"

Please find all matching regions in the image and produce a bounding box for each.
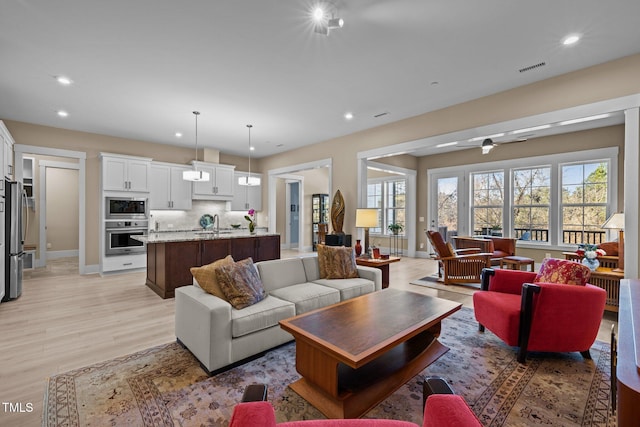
[287,181,300,249]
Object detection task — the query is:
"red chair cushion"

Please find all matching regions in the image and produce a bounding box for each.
[473,291,521,346]
[423,395,481,427]
[534,258,590,286]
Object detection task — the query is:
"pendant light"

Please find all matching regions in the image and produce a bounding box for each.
[183,111,210,181]
[239,124,261,186]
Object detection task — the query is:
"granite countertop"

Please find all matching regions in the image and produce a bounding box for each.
[133,228,277,244]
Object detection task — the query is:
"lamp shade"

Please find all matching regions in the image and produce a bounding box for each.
[355,208,378,228]
[602,212,624,229]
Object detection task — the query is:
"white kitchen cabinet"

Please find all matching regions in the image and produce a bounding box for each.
[149,162,193,210]
[231,172,262,211]
[101,153,151,192]
[1,121,14,179]
[191,161,235,200]
[102,253,146,272]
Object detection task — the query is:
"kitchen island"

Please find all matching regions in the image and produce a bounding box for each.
[135,230,280,298]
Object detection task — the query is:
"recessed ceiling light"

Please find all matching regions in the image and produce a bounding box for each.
[562,34,580,46]
[344,112,354,120]
[250,146,255,151]
[56,76,73,86]
[175,132,183,138]
[57,110,69,118]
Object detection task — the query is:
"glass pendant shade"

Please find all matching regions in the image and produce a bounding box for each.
[183,110,210,182]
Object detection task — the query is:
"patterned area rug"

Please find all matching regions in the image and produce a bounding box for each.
[43,308,615,426]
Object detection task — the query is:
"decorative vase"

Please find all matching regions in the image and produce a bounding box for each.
[581,257,600,271]
[355,239,362,257]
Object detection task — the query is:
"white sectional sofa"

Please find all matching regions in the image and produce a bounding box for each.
[175,254,382,374]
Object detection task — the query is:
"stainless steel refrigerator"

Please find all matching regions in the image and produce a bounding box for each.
[3,180,25,301]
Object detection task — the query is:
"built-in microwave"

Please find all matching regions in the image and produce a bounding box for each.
[106,197,148,220]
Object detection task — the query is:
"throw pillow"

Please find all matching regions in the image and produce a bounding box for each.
[534,258,591,286]
[317,244,359,279]
[190,255,235,299]
[215,258,266,309]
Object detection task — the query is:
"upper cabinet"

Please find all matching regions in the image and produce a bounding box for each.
[191,161,235,200]
[149,162,193,210]
[231,172,262,211]
[0,121,14,179]
[101,153,151,192]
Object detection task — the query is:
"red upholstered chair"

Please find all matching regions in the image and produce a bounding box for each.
[426,230,491,285]
[473,258,607,363]
[228,395,481,427]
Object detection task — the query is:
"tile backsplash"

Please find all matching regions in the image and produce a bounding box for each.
[149,201,258,231]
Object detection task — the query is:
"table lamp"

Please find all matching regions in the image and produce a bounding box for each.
[355,208,378,257]
[602,212,624,272]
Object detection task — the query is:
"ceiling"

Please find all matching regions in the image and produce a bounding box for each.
[1,0,639,158]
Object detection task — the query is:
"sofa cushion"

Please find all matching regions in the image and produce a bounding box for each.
[190,255,234,300]
[216,258,266,309]
[317,244,359,279]
[301,255,321,281]
[231,295,296,338]
[269,282,340,314]
[313,278,374,300]
[534,258,591,286]
[256,258,308,292]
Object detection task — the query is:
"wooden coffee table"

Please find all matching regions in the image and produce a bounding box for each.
[279,289,462,418]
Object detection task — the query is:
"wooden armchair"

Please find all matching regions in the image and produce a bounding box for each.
[426,230,492,285]
[453,236,516,266]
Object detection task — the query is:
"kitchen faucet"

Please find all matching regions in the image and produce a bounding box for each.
[212,214,220,235]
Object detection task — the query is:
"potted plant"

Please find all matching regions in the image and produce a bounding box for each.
[387,223,404,235]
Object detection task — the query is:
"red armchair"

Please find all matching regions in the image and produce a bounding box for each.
[473,259,606,363]
[228,395,480,427]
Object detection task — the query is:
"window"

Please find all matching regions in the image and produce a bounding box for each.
[367,178,406,234]
[472,171,504,235]
[561,161,608,244]
[512,167,551,242]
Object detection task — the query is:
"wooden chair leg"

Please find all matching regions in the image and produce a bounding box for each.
[478,324,485,332]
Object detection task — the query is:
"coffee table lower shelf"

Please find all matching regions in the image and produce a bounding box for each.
[289,327,449,419]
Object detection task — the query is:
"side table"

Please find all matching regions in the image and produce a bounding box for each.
[355,256,401,289]
[389,233,403,257]
[589,268,623,312]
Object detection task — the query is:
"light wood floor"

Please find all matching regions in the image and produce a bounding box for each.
[0,253,617,426]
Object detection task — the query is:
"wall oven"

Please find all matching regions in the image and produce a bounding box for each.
[105,220,148,256]
[106,197,148,220]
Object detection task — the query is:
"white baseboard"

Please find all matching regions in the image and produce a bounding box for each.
[47,249,79,259]
[82,264,101,275]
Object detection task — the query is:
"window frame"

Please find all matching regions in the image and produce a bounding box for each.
[367,176,407,236]
[427,147,618,250]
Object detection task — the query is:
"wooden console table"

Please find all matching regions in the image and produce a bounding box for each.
[588,268,623,312]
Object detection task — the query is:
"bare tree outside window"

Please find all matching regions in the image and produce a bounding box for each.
[513,167,551,241]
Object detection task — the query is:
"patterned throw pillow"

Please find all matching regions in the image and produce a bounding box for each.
[215,258,266,309]
[533,258,591,286]
[190,255,235,299]
[317,244,359,279]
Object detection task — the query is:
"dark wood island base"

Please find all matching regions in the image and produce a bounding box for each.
[145,234,280,298]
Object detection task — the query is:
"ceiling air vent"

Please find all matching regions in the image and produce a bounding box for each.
[373,111,389,118]
[519,61,546,73]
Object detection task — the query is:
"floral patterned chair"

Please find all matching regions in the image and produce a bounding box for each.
[473,258,606,363]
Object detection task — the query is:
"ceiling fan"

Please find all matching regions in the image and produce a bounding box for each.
[457,134,532,154]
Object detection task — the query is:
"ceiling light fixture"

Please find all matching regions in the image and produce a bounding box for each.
[511,124,551,134]
[436,141,458,148]
[175,132,182,138]
[183,111,210,182]
[562,34,580,46]
[56,76,72,85]
[57,110,69,118]
[239,124,261,186]
[312,2,344,36]
[344,112,354,120]
[469,132,504,142]
[559,113,610,126]
[481,138,496,155]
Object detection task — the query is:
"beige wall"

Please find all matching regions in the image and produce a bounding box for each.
[3,53,640,267]
[45,168,80,252]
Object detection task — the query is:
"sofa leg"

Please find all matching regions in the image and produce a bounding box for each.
[517,347,527,363]
[478,324,485,332]
[580,350,592,360]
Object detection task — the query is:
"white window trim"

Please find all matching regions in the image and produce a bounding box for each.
[427,147,618,251]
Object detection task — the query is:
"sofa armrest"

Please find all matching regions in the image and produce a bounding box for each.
[229,402,276,427]
[175,285,233,373]
[357,265,383,291]
[423,395,481,427]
